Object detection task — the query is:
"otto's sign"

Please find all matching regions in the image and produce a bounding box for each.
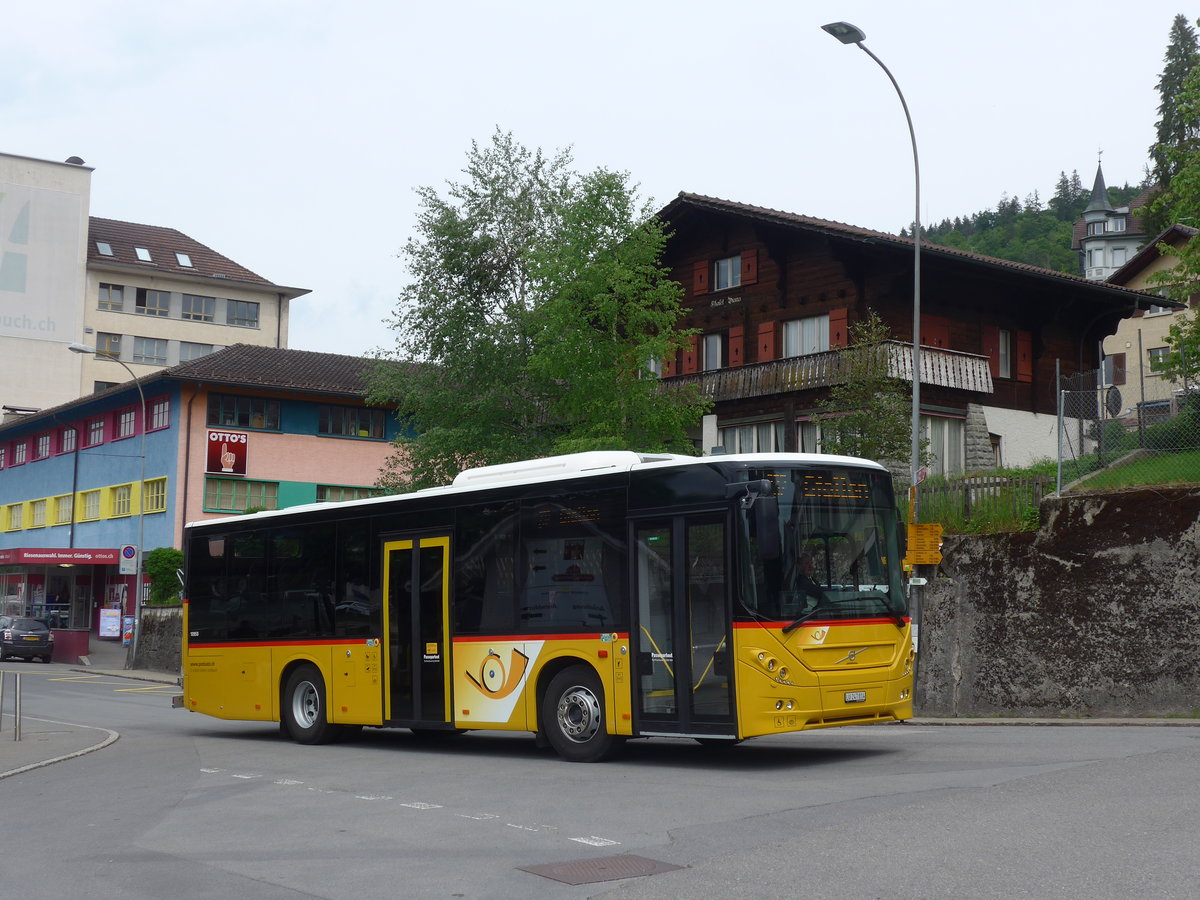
[206,430,248,475]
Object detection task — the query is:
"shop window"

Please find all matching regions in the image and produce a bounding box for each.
[207,394,280,430]
[317,405,385,439]
[143,478,168,513]
[110,484,133,517]
[80,490,102,521]
[204,477,279,512]
[55,495,74,525]
[149,398,170,430]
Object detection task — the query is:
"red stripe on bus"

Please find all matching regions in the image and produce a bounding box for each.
[187,638,367,650]
[733,617,910,629]
[452,632,630,643]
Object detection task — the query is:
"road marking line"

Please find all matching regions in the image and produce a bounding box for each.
[399,801,442,810]
[571,836,620,846]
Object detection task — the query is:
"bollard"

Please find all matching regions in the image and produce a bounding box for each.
[13,672,21,741]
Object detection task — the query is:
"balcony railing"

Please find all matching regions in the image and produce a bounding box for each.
[665,341,993,403]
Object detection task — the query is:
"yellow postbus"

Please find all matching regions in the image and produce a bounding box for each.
[181,451,913,761]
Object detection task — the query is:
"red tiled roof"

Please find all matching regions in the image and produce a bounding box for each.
[0,346,401,435]
[163,344,382,394]
[663,192,1162,306]
[87,218,302,292]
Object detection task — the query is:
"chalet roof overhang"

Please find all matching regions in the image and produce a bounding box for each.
[1106,223,1199,288]
[660,192,1184,315]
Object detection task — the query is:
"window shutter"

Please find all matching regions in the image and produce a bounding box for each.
[662,354,675,378]
[1110,352,1127,386]
[692,261,709,295]
[981,324,1000,379]
[921,314,951,349]
[740,249,758,286]
[728,325,744,367]
[682,334,699,374]
[829,308,849,348]
[1016,330,1033,383]
[757,321,776,362]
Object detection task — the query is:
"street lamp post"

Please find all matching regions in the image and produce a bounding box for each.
[821,21,923,521]
[69,342,145,669]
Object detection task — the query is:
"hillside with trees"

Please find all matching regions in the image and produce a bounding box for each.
[920,172,1146,275]
[923,14,1200,277]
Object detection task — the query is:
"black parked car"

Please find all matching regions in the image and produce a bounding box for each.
[0,616,54,663]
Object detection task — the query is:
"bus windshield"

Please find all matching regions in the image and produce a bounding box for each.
[738,465,906,626]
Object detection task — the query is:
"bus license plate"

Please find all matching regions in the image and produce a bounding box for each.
[844,691,867,703]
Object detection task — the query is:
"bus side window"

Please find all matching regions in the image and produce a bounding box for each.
[456,502,517,634]
[187,532,229,638]
[516,491,626,632]
[336,519,376,637]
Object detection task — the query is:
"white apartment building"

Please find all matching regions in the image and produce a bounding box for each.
[0,151,307,414]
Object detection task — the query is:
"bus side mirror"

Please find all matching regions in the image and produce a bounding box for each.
[726,479,781,560]
[755,495,780,560]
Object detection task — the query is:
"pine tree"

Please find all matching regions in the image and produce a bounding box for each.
[1150,14,1200,185]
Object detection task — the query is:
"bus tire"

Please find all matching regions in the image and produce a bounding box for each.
[282,664,338,745]
[542,665,619,763]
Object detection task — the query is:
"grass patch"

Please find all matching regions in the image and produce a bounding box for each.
[919,446,1200,534]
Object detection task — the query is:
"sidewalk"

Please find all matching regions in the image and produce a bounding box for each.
[75,636,179,685]
[0,637,178,780]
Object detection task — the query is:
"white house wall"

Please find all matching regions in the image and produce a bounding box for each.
[0,154,92,413]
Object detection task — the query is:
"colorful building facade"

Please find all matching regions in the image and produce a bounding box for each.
[0,345,400,650]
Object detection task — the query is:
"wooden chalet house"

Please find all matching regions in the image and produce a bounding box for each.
[657,193,1169,477]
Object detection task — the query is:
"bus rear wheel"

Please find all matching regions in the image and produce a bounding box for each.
[282,664,339,745]
[542,665,620,763]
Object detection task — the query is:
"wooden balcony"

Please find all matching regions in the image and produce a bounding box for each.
[665,341,993,403]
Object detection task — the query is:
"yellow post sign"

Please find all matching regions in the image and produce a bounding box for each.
[905,523,943,566]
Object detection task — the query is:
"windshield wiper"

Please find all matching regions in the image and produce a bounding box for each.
[781,606,827,634]
[781,596,907,634]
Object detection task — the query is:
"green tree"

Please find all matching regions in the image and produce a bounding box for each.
[369,130,707,491]
[812,310,928,475]
[1145,15,1200,234]
[1151,14,1200,185]
[1153,311,1200,388]
[144,547,184,606]
[1146,61,1200,389]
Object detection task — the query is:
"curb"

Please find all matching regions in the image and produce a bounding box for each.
[0,717,119,780]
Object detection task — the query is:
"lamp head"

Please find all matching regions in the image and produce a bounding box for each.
[68,342,97,355]
[822,21,866,45]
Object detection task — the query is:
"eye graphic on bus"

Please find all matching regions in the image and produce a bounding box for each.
[466,648,530,699]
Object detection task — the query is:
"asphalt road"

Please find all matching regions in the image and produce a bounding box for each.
[1,660,1197,899]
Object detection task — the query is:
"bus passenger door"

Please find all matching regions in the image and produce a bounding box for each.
[383,535,452,726]
[632,515,735,738]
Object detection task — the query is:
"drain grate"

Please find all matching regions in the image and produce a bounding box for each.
[518,853,684,885]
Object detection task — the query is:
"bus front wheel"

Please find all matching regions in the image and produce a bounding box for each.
[542,666,620,763]
[282,664,339,745]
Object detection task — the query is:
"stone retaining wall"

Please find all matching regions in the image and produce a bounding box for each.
[917,486,1200,717]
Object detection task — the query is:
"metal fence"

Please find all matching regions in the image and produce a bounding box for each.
[1057,347,1200,492]
[917,475,1053,532]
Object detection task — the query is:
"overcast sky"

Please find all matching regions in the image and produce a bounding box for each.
[4,1,1193,356]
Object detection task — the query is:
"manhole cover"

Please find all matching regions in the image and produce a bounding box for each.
[519,853,684,885]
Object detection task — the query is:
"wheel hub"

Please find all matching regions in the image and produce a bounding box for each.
[557,686,601,743]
